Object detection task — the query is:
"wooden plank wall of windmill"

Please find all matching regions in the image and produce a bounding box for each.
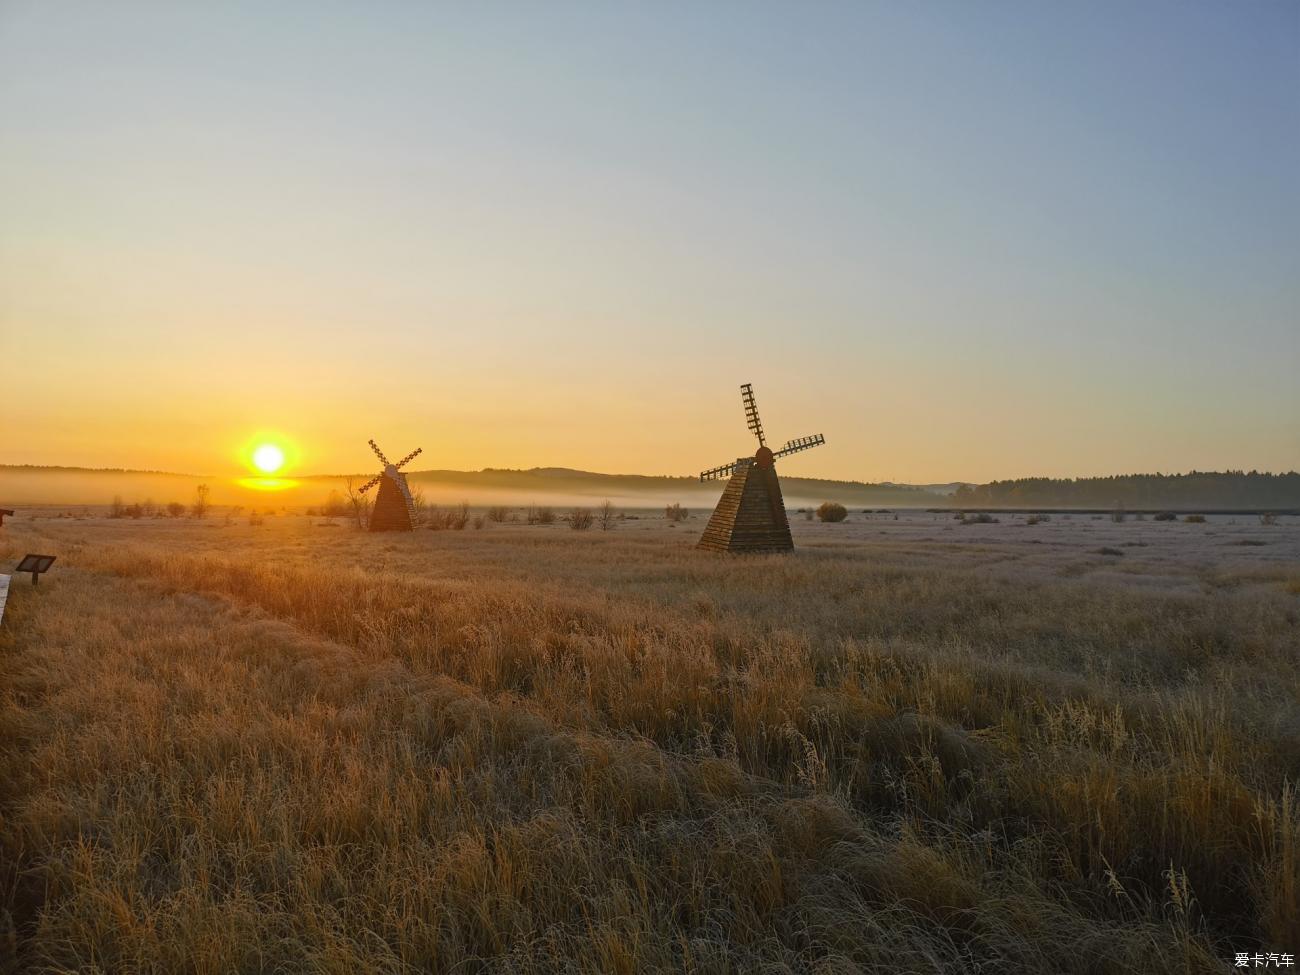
[698,466,794,553]
[369,475,414,531]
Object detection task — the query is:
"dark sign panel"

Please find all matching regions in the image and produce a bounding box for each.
[15,554,56,584]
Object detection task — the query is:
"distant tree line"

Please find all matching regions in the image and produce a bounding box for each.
[951,471,1300,509]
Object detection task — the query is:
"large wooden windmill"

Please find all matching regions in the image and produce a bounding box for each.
[359,439,422,532]
[697,384,825,553]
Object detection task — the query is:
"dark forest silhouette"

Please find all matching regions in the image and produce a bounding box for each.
[952,470,1299,509]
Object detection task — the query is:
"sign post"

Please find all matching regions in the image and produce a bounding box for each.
[15,554,56,586]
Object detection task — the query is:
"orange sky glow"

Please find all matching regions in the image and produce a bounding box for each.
[2,4,1296,484]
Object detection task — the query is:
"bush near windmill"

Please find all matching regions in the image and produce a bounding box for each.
[816,501,847,522]
[427,502,470,531]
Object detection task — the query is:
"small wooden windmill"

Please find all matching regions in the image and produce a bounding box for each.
[359,439,422,532]
[697,383,825,553]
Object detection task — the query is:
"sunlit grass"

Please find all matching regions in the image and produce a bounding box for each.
[1,513,1295,972]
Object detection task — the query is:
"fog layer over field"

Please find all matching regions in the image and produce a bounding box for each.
[0,465,946,510]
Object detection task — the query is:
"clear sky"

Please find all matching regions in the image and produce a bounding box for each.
[2,1,1297,482]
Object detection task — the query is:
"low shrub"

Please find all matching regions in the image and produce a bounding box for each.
[598,500,617,531]
[1184,514,1207,524]
[816,502,847,523]
[1154,511,1177,522]
[429,502,471,530]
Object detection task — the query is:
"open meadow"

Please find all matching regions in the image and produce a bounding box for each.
[2,508,1298,973]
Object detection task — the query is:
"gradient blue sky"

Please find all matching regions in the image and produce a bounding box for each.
[2,1,1296,481]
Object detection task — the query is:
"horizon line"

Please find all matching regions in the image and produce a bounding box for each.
[2,462,1297,486]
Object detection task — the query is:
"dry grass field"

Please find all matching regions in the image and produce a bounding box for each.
[1,508,1297,973]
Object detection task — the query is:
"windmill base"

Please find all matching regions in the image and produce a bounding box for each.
[697,464,794,553]
[369,474,414,532]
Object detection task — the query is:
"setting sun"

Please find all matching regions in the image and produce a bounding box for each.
[252,444,285,474]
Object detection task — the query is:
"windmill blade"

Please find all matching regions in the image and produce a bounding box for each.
[740,383,766,447]
[773,434,825,459]
[700,457,754,482]
[392,447,423,470]
[368,439,390,466]
[356,473,384,494]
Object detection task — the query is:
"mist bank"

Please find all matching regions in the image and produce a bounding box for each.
[0,465,944,510]
[5,466,1296,513]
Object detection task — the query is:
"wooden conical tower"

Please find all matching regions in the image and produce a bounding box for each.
[697,450,792,552]
[357,439,422,532]
[369,469,415,532]
[696,384,824,554]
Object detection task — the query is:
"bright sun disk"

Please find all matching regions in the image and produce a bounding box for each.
[252,443,285,474]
